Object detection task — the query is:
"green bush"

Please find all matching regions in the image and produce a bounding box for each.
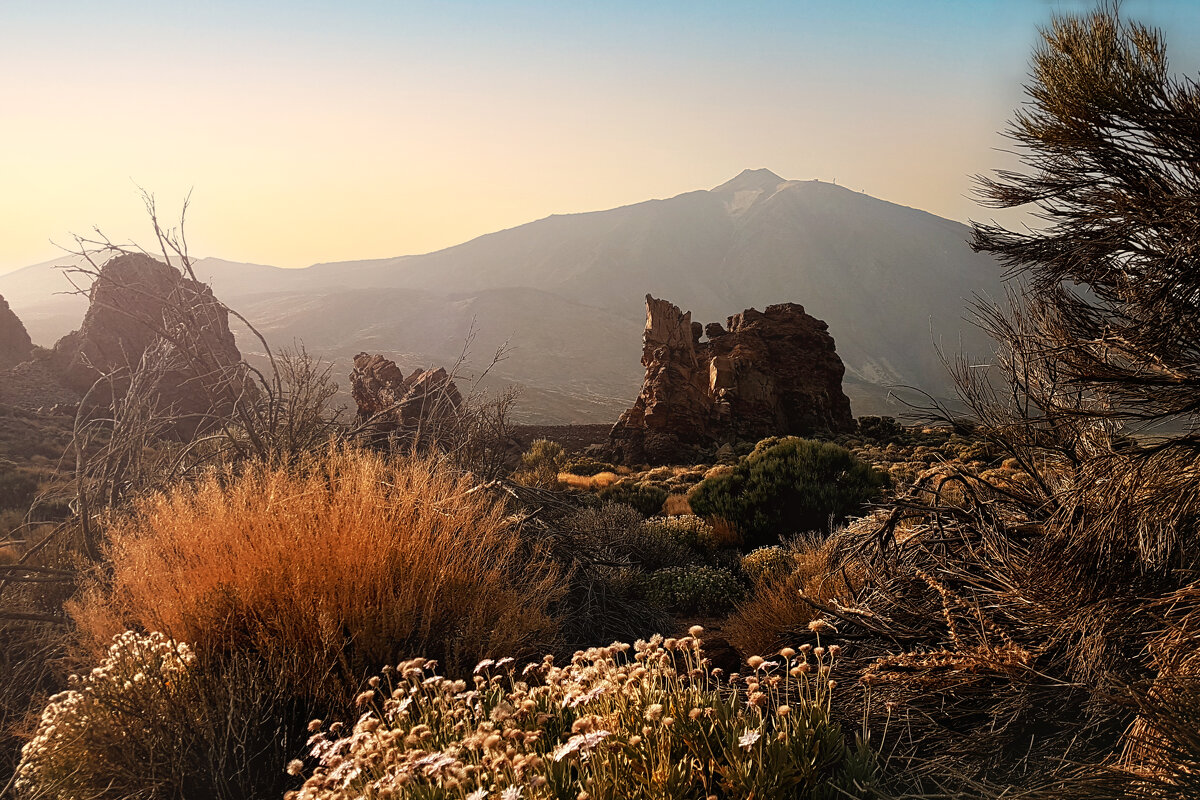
[512,439,566,488]
[562,456,617,476]
[688,437,888,549]
[646,565,744,615]
[598,480,668,517]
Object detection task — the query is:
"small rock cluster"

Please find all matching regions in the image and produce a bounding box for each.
[349,353,463,434]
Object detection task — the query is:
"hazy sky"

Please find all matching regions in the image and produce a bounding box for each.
[3,0,1199,274]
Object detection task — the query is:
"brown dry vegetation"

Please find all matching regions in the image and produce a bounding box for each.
[724,534,861,658]
[70,447,564,691]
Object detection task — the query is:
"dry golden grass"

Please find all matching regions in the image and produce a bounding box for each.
[558,471,620,490]
[724,537,858,658]
[706,516,742,549]
[70,446,565,691]
[663,493,692,516]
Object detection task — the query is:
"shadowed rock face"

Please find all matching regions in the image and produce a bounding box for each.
[51,253,244,428]
[350,352,463,433]
[607,295,854,464]
[0,294,33,370]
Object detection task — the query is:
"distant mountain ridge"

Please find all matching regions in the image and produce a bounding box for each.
[0,171,1005,423]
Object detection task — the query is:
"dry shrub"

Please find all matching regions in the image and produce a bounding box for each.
[706,516,742,550]
[557,471,619,490]
[69,446,564,695]
[663,493,692,516]
[725,535,858,658]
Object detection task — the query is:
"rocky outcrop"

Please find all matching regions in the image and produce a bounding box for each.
[350,353,463,434]
[606,295,854,464]
[51,253,244,429]
[0,294,33,370]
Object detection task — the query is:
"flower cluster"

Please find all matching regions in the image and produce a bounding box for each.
[645,565,744,615]
[289,627,875,800]
[741,545,798,586]
[15,631,198,796]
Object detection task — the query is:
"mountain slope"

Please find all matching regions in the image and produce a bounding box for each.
[298,170,1004,393]
[0,171,1006,422]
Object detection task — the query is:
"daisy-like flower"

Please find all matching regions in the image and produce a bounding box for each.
[467,788,489,800]
[738,729,762,749]
[501,786,523,800]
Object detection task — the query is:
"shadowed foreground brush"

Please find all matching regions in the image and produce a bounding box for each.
[289,627,877,800]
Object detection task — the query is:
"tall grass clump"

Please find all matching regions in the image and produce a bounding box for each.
[289,628,877,800]
[688,437,887,549]
[70,446,564,696]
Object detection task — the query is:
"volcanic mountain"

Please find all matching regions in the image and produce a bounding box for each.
[0,171,1005,422]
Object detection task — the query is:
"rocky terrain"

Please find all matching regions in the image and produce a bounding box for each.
[607,296,854,464]
[0,294,33,371]
[349,352,463,434]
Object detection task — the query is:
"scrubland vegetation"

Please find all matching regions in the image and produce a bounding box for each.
[5,6,1200,800]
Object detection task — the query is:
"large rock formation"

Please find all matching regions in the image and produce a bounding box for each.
[0,293,34,370]
[350,353,463,435]
[51,253,244,428]
[606,295,854,464]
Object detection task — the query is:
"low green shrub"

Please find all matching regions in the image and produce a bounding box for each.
[646,565,744,615]
[688,437,889,549]
[561,456,617,477]
[291,632,877,800]
[512,438,567,488]
[598,480,668,517]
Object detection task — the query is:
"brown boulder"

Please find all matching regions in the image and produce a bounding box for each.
[0,294,33,370]
[51,253,244,429]
[607,295,854,464]
[350,353,463,434]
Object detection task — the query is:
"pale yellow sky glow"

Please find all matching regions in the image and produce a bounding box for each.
[2,1,1197,274]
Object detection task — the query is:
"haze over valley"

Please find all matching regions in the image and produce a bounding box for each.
[1,169,1003,421]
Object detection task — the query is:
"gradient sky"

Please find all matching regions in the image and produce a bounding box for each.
[2,1,1199,274]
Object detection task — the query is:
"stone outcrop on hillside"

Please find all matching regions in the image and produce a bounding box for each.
[0,294,33,370]
[350,352,463,434]
[606,295,854,464]
[51,253,244,428]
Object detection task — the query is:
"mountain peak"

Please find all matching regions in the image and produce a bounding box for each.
[711,168,787,194]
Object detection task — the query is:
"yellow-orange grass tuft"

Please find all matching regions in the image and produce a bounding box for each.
[557,471,620,490]
[70,447,564,690]
[663,494,692,516]
[724,538,859,658]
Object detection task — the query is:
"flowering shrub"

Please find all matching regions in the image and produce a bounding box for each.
[645,566,745,615]
[640,516,721,554]
[290,629,876,800]
[15,631,200,799]
[742,546,797,586]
